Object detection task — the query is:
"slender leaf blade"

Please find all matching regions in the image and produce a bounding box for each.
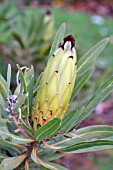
[7,64,11,95]
[49,23,66,59]
[53,125,113,148]
[17,64,29,117]
[0,121,9,139]
[75,76,113,126]
[17,64,27,94]
[58,110,78,133]
[41,153,63,162]
[0,93,7,109]
[60,140,113,153]
[77,38,109,78]
[0,153,8,159]
[0,74,8,99]
[0,154,27,170]
[0,138,26,151]
[34,118,61,142]
[13,94,27,110]
[28,65,34,113]
[71,68,94,101]
[31,147,58,170]
[69,75,113,130]
[76,125,113,135]
[44,162,69,170]
[0,130,35,144]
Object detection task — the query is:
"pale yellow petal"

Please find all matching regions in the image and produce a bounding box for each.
[46,72,58,103]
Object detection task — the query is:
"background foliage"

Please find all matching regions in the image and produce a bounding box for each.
[0,0,113,169]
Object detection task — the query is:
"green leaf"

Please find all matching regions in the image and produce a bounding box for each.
[17,64,27,94]
[0,138,26,152]
[69,145,113,153]
[58,107,83,133]
[58,110,78,133]
[77,38,109,78]
[71,68,94,101]
[17,65,29,117]
[0,154,27,170]
[11,135,35,145]
[0,130,35,144]
[74,75,113,127]
[76,125,113,136]
[0,93,7,109]
[7,64,11,96]
[12,31,25,49]
[41,153,63,162]
[14,84,21,96]
[0,74,8,99]
[49,23,66,59]
[37,147,56,157]
[34,118,61,142]
[0,153,8,159]
[33,72,43,94]
[27,65,34,113]
[52,125,113,149]
[0,121,9,139]
[60,140,113,153]
[43,162,69,170]
[68,75,113,130]
[31,147,61,170]
[13,94,27,110]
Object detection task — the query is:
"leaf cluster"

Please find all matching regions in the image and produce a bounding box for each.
[0,2,54,75]
[0,24,113,170]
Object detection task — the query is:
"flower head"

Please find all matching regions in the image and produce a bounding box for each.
[32,35,77,129]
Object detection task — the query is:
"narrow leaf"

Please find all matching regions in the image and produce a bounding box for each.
[33,72,43,94]
[52,125,113,149]
[17,64,29,117]
[28,65,34,113]
[0,138,26,151]
[11,135,35,144]
[0,74,8,99]
[60,140,113,153]
[7,64,11,95]
[34,118,61,142]
[76,125,113,135]
[0,93,7,109]
[71,68,94,101]
[0,121,9,139]
[44,162,69,170]
[17,64,27,94]
[0,154,27,170]
[41,153,63,162]
[73,75,113,127]
[77,38,109,78]
[0,130,35,144]
[31,147,58,170]
[49,23,66,59]
[13,94,27,110]
[12,32,25,49]
[58,110,78,133]
[68,75,113,131]
[0,153,8,159]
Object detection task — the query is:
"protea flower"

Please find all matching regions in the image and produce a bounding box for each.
[43,10,54,41]
[32,35,77,128]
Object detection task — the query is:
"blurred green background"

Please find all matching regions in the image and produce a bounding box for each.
[0,0,113,169]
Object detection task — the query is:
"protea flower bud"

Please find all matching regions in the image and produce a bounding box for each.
[43,10,54,41]
[32,35,77,128]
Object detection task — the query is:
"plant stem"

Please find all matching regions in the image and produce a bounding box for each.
[12,114,29,138]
